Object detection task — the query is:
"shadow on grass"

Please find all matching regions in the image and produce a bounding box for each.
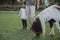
[9,29,34,40]
[45,35,60,40]
[18,29,59,40]
[32,36,41,40]
[57,33,60,40]
[0,29,59,40]
[0,34,3,40]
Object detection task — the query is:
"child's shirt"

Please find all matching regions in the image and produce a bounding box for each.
[19,8,27,19]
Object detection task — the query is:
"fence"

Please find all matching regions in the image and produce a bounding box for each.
[0,5,21,11]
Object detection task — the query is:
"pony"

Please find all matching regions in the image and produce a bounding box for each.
[30,5,60,37]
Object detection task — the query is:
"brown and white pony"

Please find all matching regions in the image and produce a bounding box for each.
[31,5,60,37]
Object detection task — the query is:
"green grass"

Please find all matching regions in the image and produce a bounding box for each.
[0,11,59,40]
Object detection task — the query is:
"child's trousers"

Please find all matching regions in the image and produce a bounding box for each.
[22,19,27,29]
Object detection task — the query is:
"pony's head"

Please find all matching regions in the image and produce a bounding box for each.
[30,17,43,36]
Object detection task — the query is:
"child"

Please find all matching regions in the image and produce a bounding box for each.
[19,2,27,30]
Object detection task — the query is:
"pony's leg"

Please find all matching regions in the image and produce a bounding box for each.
[59,22,60,32]
[49,22,55,35]
[49,25,55,35]
[52,26,54,35]
[55,22,60,32]
[41,19,46,36]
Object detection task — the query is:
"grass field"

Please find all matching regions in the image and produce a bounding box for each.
[0,11,59,40]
